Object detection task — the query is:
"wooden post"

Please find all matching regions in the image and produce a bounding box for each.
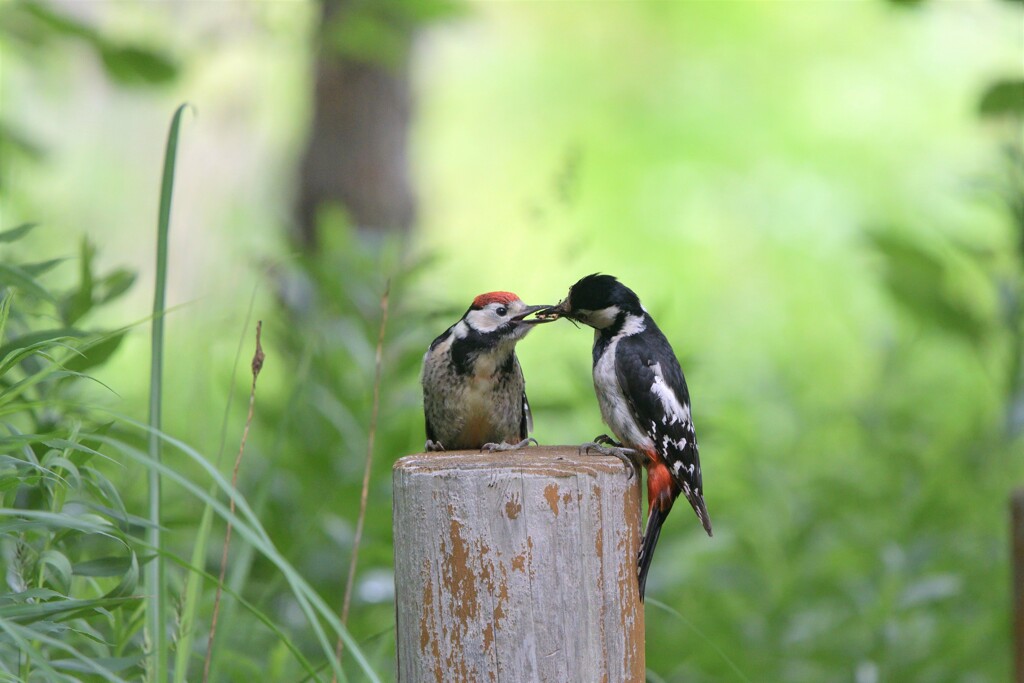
[1013,490,1024,683]
[393,446,645,682]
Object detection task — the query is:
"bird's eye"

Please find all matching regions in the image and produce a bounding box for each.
[495,306,508,317]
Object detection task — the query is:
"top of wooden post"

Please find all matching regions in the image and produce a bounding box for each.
[395,445,631,478]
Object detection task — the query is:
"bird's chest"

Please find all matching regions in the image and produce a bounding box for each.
[465,359,502,413]
[593,341,651,449]
[593,343,626,425]
[459,359,517,435]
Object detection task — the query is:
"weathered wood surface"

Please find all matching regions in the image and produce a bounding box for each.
[393,446,644,683]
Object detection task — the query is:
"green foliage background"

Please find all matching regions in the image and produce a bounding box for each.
[1,0,1022,680]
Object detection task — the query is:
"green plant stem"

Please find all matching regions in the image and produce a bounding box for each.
[147,102,189,683]
[203,321,265,683]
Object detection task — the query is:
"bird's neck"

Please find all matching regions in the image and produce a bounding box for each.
[451,333,516,377]
[597,310,646,341]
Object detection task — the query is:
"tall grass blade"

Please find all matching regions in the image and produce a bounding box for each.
[147,102,190,682]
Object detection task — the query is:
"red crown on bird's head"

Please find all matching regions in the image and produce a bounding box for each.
[471,291,520,309]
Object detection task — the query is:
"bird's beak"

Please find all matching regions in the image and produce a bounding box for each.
[514,303,558,326]
[521,300,570,324]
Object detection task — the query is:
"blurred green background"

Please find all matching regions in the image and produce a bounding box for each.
[2,0,1022,680]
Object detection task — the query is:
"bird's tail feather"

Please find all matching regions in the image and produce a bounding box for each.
[688,492,713,537]
[637,506,666,601]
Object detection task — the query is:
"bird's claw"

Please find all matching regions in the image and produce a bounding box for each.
[425,440,445,452]
[578,442,638,480]
[593,434,623,448]
[482,437,538,452]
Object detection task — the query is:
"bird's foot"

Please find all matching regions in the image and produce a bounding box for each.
[578,442,638,480]
[482,437,538,452]
[593,434,624,448]
[425,440,446,452]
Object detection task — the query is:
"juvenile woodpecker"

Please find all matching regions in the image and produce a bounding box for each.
[421,292,549,452]
[542,274,712,599]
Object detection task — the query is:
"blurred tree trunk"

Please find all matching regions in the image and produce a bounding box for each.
[295,0,416,248]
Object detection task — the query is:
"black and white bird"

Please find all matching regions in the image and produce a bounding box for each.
[421,291,549,452]
[543,274,712,599]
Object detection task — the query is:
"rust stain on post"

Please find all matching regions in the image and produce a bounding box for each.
[504,493,521,519]
[544,483,561,516]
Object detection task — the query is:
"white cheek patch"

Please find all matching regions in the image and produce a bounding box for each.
[465,308,503,333]
[587,305,620,329]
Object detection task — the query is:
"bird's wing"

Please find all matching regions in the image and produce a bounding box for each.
[516,356,533,439]
[521,391,533,439]
[613,334,703,495]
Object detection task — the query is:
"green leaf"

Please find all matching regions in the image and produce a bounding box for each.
[20,1,178,87]
[95,269,135,305]
[78,421,114,456]
[43,438,107,467]
[86,506,153,535]
[38,549,73,594]
[0,291,13,343]
[72,556,133,578]
[0,118,46,162]
[22,257,67,277]
[41,455,82,487]
[0,588,65,604]
[0,330,81,379]
[979,79,1024,118]
[98,44,178,86]
[0,328,82,360]
[64,331,126,373]
[0,596,130,625]
[101,550,138,599]
[18,2,97,42]
[0,473,20,493]
[0,263,56,302]
[60,238,95,326]
[51,656,142,674]
[0,223,36,242]
[0,508,119,540]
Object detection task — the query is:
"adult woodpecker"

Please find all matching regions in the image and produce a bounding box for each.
[421,291,550,452]
[541,274,712,599]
